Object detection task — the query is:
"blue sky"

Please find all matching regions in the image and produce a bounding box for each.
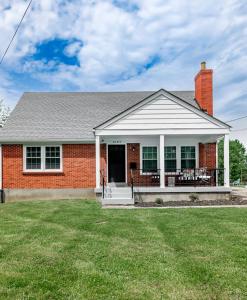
[0,0,246,143]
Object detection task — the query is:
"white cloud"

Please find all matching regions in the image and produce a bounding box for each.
[0,0,246,130]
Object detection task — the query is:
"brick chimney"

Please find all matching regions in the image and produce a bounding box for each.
[195,62,213,115]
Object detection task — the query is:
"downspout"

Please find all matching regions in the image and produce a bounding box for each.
[0,144,3,203]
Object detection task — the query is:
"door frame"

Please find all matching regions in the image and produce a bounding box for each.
[107,143,127,183]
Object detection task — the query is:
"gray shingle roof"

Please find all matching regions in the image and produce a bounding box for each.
[0,91,197,142]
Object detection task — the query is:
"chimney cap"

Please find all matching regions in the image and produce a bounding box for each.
[201,61,206,70]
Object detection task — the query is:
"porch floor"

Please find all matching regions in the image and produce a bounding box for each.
[95,186,231,194]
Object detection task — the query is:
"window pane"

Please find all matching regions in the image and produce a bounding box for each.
[142,147,157,160]
[45,158,60,169]
[45,146,60,169]
[165,160,177,172]
[143,160,157,172]
[165,147,176,159]
[26,147,41,170]
[181,146,195,159]
[142,146,157,172]
[181,159,196,169]
[181,146,196,169]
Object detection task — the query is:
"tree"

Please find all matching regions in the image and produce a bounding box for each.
[0,99,10,128]
[218,139,247,183]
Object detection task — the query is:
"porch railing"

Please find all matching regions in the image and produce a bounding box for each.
[164,168,225,187]
[100,169,106,198]
[130,169,134,198]
[131,169,161,187]
[130,168,225,187]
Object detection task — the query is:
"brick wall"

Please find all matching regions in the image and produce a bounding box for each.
[195,68,213,115]
[100,144,107,183]
[2,143,216,189]
[127,143,140,184]
[127,143,160,186]
[2,144,107,189]
[199,143,216,169]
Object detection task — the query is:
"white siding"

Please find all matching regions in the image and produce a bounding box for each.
[105,95,221,131]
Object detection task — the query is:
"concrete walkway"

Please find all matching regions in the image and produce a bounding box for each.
[232,187,247,200]
[103,204,247,209]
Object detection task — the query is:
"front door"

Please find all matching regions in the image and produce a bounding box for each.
[108,145,126,183]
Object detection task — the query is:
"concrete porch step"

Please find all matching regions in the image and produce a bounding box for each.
[102,197,134,205]
[102,185,133,205]
[104,194,132,199]
[105,187,131,193]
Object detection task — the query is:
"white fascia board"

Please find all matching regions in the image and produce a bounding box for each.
[95,128,230,136]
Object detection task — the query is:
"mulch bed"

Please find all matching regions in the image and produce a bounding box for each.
[135,198,247,207]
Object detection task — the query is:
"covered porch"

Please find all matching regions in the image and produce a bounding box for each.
[95,134,230,192]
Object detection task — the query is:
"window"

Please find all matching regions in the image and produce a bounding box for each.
[181,146,196,169]
[26,147,41,170]
[165,146,176,172]
[45,146,61,170]
[24,146,62,171]
[142,146,157,173]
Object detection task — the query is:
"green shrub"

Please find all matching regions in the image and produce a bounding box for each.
[155,198,164,205]
[189,193,199,202]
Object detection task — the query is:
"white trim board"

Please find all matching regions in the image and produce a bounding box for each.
[96,128,229,136]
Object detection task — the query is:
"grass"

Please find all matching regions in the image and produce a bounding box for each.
[0,200,247,299]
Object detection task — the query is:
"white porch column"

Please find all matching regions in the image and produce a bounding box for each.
[216,140,219,186]
[95,135,100,189]
[159,135,165,188]
[224,134,230,187]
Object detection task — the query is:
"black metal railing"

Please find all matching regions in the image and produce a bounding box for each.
[130,169,161,187]
[100,169,106,198]
[130,168,225,187]
[164,168,225,187]
[0,190,4,203]
[130,169,134,198]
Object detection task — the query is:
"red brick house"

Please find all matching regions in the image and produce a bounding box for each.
[0,62,231,204]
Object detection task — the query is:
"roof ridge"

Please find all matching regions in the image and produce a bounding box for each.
[23,90,194,94]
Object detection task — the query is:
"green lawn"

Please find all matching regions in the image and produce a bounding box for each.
[0,201,247,299]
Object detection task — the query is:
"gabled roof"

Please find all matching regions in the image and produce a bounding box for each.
[0,90,198,142]
[95,89,231,129]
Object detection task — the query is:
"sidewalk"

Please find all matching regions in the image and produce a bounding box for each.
[103,204,247,209]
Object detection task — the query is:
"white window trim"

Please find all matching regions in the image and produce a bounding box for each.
[140,145,159,175]
[23,145,63,172]
[140,143,199,175]
[180,145,197,169]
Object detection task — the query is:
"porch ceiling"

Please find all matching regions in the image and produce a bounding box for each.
[100,134,224,143]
